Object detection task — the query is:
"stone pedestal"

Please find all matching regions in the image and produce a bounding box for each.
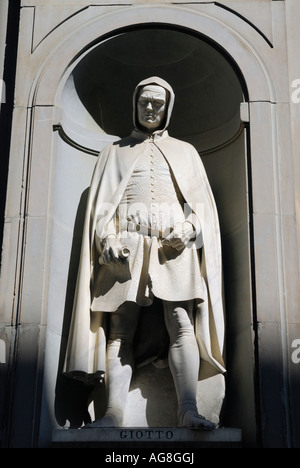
[89,363,225,428]
[52,427,242,448]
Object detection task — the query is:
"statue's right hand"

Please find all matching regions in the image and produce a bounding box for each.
[99,236,124,265]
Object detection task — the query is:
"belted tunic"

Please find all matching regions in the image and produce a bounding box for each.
[91,132,204,312]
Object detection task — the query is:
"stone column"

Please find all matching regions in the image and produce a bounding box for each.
[284,0,300,448]
[0,0,8,109]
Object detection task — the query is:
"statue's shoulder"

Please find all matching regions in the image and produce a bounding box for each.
[109,135,140,151]
[112,135,133,147]
[99,136,127,151]
[97,136,134,161]
[164,135,199,155]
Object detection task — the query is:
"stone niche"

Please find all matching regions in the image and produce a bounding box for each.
[40,27,255,446]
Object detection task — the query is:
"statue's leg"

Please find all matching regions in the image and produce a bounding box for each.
[163,300,215,430]
[84,302,140,428]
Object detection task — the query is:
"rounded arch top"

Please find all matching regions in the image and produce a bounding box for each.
[60,27,245,148]
[32,4,275,108]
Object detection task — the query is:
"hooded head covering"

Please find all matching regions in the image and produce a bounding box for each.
[132,76,175,133]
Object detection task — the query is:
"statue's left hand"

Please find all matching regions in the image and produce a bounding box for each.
[162,222,195,250]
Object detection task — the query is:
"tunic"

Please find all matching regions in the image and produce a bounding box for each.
[91,135,204,312]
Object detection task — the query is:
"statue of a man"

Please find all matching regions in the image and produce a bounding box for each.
[64,77,225,430]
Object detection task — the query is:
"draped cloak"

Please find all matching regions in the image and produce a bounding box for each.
[63,77,226,383]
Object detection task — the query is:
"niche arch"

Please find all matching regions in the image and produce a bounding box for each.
[33,6,279,448]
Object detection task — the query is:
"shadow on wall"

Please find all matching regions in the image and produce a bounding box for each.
[54,187,93,428]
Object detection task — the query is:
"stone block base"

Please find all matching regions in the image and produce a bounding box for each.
[52,427,242,448]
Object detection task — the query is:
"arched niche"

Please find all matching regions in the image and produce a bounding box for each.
[40,25,256,447]
[34,7,278,448]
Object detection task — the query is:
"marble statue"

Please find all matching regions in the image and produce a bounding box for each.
[63,77,225,430]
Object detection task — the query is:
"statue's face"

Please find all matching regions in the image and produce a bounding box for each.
[137,85,167,132]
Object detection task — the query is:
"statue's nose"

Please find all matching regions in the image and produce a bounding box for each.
[146,101,153,111]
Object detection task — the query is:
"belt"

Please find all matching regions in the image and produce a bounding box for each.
[126,222,172,239]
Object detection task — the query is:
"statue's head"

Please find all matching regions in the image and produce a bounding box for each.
[133,77,175,133]
[137,85,167,132]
